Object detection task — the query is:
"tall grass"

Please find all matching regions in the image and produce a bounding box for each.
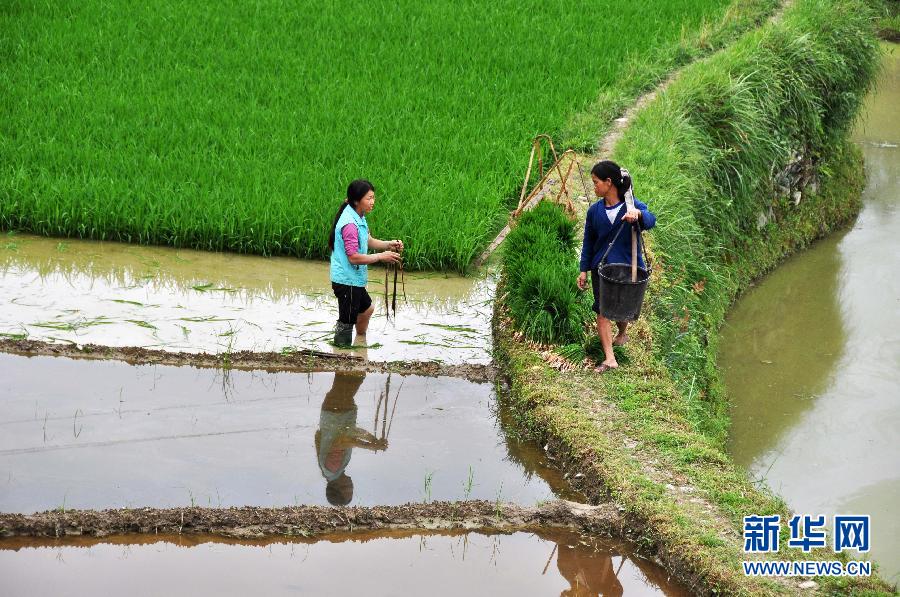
[2,0,758,271]
[612,0,879,437]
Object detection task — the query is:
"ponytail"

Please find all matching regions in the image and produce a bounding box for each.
[327,179,375,252]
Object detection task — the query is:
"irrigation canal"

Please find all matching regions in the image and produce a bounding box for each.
[722,43,900,583]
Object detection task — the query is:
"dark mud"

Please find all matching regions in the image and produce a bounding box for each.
[0,338,495,382]
[879,27,900,43]
[0,500,621,540]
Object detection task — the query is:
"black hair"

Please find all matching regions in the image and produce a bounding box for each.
[326,474,354,506]
[591,160,632,201]
[327,179,375,251]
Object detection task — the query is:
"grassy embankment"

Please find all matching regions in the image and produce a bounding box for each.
[497,0,896,593]
[0,0,779,271]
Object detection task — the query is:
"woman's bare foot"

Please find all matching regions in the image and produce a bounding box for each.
[612,333,629,347]
[594,361,618,374]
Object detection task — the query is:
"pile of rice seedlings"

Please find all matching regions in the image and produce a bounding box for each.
[1,0,747,271]
[503,201,590,344]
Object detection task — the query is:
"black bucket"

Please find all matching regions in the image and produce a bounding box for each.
[597,263,651,322]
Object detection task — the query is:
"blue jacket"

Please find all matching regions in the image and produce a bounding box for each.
[330,204,369,286]
[579,198,656,273]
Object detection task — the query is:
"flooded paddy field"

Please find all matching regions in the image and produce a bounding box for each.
[0,353,578,513]
[722,44,900,582]
[0,529,688,596]
[0,235,493,364]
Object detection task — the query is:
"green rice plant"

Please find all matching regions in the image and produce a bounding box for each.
[0,0,773,271]
[510,201,578,252]
[462,466,475,500]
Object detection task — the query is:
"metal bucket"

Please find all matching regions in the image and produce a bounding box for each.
[597,263,651,322]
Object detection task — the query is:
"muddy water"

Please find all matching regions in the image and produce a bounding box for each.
[722,44,900,581]
[0,529,688,596]
[0,353,578,512]
[0,235,493,364]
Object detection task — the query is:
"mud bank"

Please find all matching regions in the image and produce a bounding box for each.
[0,500,620,540]
[0,338,495,382]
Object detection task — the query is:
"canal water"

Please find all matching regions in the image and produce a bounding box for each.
[0,529,688,596]
[722,44,900,582]
[0,353,579,513]
[0,235,494,364]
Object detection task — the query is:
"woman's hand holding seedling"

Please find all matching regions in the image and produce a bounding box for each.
[380,251,402,264]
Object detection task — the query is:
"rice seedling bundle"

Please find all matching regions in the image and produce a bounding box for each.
[504,201,590,344]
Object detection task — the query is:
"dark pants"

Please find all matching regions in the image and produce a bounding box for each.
[590,271,603,315]
[332,282,372,325]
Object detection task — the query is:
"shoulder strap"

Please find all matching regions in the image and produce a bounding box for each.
[598,222,627,266]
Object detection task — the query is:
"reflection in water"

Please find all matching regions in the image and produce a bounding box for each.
[0,530,689,596]
[0,354,569,512]
[0,234,494,364]
[495,404,587,503]
[316,372,390,506]
[722,232,847,466]
[724,44,900,582]
[556,541,623,596]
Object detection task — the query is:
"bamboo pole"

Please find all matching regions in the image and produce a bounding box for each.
[625,191,637,282]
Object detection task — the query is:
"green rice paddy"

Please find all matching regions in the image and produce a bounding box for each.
[2,0,739,270]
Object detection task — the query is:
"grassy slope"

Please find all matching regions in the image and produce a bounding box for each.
[497,0,895,593]
[615,0,881,443]
[1,0,776,271]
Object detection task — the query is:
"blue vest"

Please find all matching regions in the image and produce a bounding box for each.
[330,204,369,287]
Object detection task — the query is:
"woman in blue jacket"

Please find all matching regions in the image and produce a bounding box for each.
[328,179,403,346]
[577,161,656,373]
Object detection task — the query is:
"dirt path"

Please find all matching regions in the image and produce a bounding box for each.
[0,500,621,541]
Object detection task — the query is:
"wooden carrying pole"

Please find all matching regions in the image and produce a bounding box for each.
[624,194,637,282]
[631,226,637,282]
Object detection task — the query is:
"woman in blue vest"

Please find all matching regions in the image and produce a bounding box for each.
[329,179,403,346]
[577,161,656,373]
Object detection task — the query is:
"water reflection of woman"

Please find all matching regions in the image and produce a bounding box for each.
[556,541,624,597]
[315,372,387,506]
